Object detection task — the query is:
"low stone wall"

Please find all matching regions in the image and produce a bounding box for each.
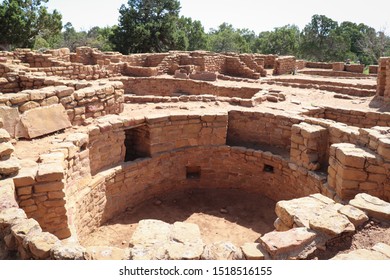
[377,57,390,100]
[115,77,260,99]
[227,110,303,151]
[369,65,379,74]
[332,62,345,71]
[0,81,124,137]
[304,107,390,128]
[345,64,364,73]
[306,62,333,69]
[296,60,307,70]
[273,56,296,75]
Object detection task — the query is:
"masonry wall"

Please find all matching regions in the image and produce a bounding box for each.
[273,56,296,75]
[377,57,390,100]
[305,62,333,69]
[117,77,260,99]
[227,110,303,151]
[304,107,390,128]
[72,145,327,240]
[0,82,125,129]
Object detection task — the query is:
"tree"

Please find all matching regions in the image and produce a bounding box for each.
[208,23,250,53]
[255,25,300,56]
[110,0,184,54]
[177,17,207,51]
[300,14,341,61]
[0,0,62,50]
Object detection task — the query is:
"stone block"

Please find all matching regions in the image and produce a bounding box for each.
[338,205,369,227]
[36,163,64,182]
[85,246,129,260]
[349,193,390,221]
[201,242,243,260]
[241,243,267,260]
[260,228,318,260]
[0,107,20,138]
[20,104,71,139]
[28,232,61,259]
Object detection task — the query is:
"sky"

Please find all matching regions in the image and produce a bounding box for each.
[47,0,390,34]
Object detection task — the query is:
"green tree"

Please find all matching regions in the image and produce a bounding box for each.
[255,25,300,56]
[110,0,183,54]
[300,14,341,61]
[208,23,250,53]
[86,26,114,51]
[0,0,62,50]
[177,17,207,51]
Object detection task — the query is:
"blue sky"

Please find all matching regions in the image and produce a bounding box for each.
[47,0,390,34]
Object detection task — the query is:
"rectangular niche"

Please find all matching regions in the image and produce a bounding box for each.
[124,125,151,162]
[186,166,201,180]
[263,164,274,173]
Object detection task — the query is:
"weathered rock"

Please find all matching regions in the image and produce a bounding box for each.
[275,194,355,237]
[332,249,389,260]
[309,211,355,236]
[0,179,18,210]
[0,208,27,227]
[0,128,11,143]
[0,157,21,176]
[28,232,61,259]
[201,242,243,260]
[0,142,14,158]
[51,244,86,260]
[130,219,204,260]
[11,219,41,243]
[260,228,319,260]
[338,205,369,227]
[85,246,130,260]
[166,222,204,260]
[36,162,64,182]
[349,193,390,221]
[274,218,290,232]
[20,104,71,139]
[0,107,20,138]
[372,243,390,258]
[275,194,335,228]
[13,159,38,187]
[241,243,267,260]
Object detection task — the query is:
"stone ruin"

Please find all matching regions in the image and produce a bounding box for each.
[0,47,389,260]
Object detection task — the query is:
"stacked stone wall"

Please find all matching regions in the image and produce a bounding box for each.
[305,62,333,69]
[377,57,390,100]
[273,56,296,75]
[227,110,303,150]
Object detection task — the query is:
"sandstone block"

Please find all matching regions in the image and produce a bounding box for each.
[12,159,37,187]
[19,101,40,113]
[85,246,129,260]
[51,244,86,260]
[0,157,21,176]
[20,104,71,139]
[260,228,318,260]
[372,243,390,258]
[0,142,14,157]
[338,205,369,227]
[349,193,390,221]
[28,232,61,259]
[0,208,27,227]
[36,163,64,182]
[274,218,290,231]
[241,243,267,260]
[34,181,64,193]
[309,211,355,236]
[0,128,11,143]
[11,218,41,243]
[0,106,20,138]
[201,242,243,260]
[331,249,389,260]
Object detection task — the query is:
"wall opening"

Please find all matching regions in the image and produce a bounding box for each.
[263,164,274,173]
[186,166,201,179]
[124,125,151,162]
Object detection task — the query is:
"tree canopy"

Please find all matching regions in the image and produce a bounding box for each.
[0,0,62,50]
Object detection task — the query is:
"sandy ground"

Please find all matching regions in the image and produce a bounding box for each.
[81,189,277,249]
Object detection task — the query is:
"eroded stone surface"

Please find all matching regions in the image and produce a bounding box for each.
[28,232,61,259]
[275,194,355,236]
[201,242,243,260]
[20,104,71,139]
[130,219,204,260]
[85,246,129,260]
[51,244,86,260]
[241,243,267,260]
[260,228,318,260]
[338,205,369,227]
[349,193,390,221]
[331,249,389,260]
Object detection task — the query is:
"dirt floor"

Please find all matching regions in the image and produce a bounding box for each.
[80,188,277,249]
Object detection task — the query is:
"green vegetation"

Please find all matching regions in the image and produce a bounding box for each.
[1,0,389,64]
